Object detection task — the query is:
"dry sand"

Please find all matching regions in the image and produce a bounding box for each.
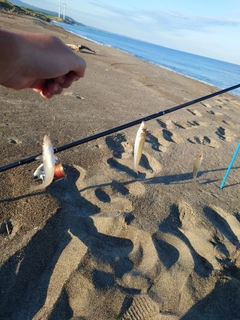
[1,12,240,320]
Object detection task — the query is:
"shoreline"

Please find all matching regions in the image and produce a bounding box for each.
[51,20,240,97]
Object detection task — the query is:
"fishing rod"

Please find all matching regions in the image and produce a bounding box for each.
[1,83,240,173]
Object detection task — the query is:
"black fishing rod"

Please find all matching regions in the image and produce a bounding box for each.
[1,83,240,173]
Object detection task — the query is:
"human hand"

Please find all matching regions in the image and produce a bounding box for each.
[0,31,86,98]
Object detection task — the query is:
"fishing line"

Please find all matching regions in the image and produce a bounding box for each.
[1,83,240,173]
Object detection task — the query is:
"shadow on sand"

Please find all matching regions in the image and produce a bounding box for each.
[0,165,134,319]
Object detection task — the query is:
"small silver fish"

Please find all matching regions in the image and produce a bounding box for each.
[30,135,56,192]
[193,151,204,179]
[134,121,147,173]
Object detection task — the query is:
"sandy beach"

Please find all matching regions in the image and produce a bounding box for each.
[1,12,240,320]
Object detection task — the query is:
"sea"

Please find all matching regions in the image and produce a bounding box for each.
[52,21,240,97]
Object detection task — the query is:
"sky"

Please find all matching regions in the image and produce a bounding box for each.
[12,0,240,65]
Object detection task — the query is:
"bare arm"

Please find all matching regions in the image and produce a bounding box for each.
[0,30,86,98]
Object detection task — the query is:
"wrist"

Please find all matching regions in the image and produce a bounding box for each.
[0,30,24,88]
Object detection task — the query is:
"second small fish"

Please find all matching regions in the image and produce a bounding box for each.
[30,135,56,192]
[134,121,147,173]
[193,150,204,179]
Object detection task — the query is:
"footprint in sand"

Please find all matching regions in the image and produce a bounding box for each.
[187,120,208,128]
[145,121,178,152]
[187,109,202,117]
[74,158,147,217]
[155,119,183,145]
[143,200,240,315]
[201,102,212,108]
[120,294,160,320]
[215,126,236,142]
[69,128,163,217]
[203,205,240,276]
[105,133,127,159]
[213,98,230,109]
[151,230,198,314]
[211,99,229,109]
[156,200,240,277]
[37,214,161,320]
[156,119,167,128]
[222,119,235,126]
[150,129,180,153]
[204,206,240,246]
[172,121,187,129]
[157,119,182,139]
[177,202,240,272]
[187,135,219,148]
[75,169,134,215]
[162,129,175,142]
[146,133,161,152]
[173,120,207,130]
[107,150,162,179]
[207,110,223,116]
[7,137,22,144]
[33,158,162,317]
[177,202,229,269]
[156,119,173,129]
[150,203,214,314]
[104,131,162,178]
[187,120,201,127]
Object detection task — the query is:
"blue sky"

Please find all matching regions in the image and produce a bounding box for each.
[13,0,240,64]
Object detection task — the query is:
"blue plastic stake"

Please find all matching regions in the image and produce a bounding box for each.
[220,143,240,189]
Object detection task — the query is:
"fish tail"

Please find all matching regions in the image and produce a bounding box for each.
[29,183,42,193]
[193,162,200,179]
[29,175,53,193]
[134,142,139,172]
[193,152,203,179]
[134,163,138,174]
